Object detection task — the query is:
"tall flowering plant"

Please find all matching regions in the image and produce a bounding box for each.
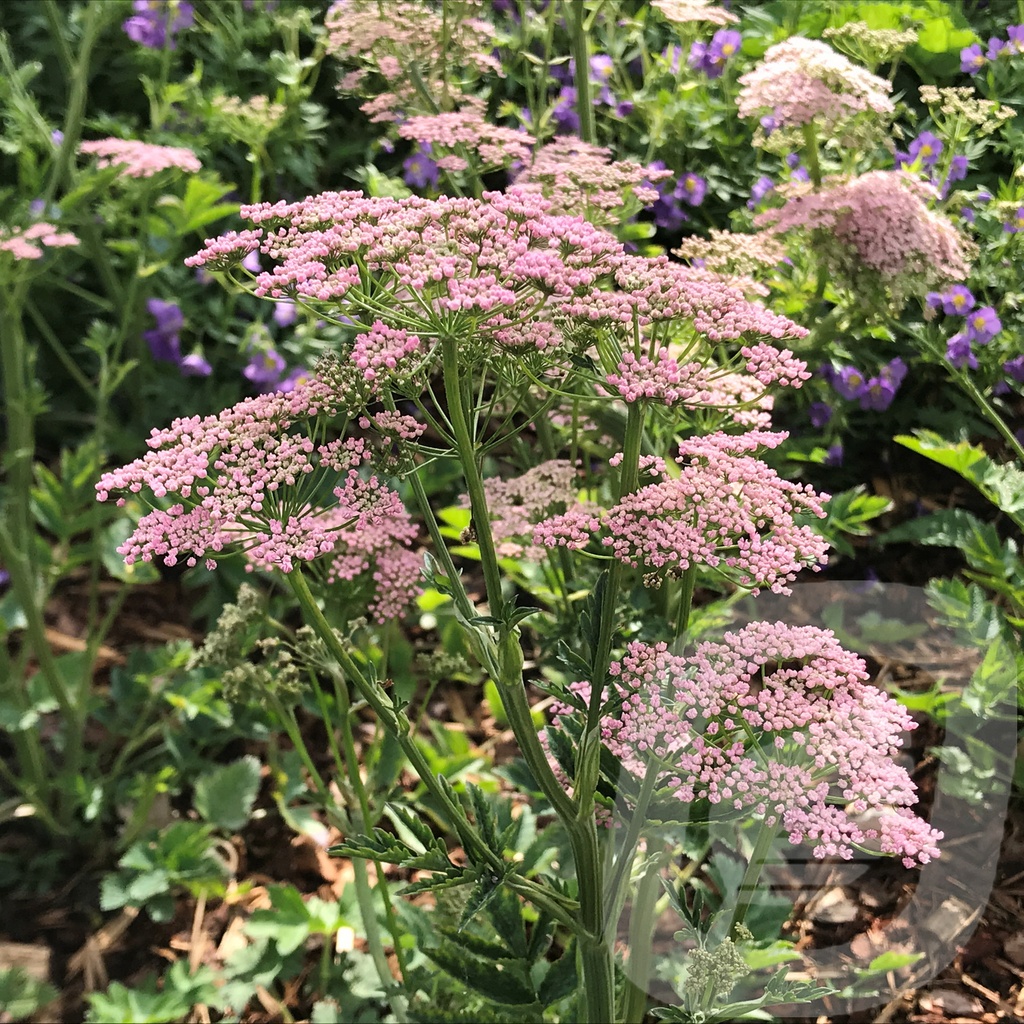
[97,175,942,1020]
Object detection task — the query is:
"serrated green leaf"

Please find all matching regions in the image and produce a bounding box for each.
[423,941,537,1006]
[537,941,577,1006]
[193,755,261,831]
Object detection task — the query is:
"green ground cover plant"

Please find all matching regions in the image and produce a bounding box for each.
[1,1,1022,1021]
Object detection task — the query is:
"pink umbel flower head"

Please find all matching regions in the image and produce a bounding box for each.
[398,102,535,175]
[535,430,828,594]
[0,222,79,261]
[325,0,500,121]
[474,460,587,561]
[513,138,673,227]
[79,138,201,178]
[651,0,738,26]
[737,37,893,142]
[552,622,942,868]
[96,361,421,622]
[756,171,973,311]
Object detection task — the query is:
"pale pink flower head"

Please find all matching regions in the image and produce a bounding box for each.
[398,103,535,175]
[513,137,673,228]
[535,430,829,595]
[757,171,974,311]
[95,360,421,621]
[552,621,943,868]
[651,0,738,26]
[0,222,79,261]
[737,37,893,144]
[325,0,500,121]
[79,138,201,178]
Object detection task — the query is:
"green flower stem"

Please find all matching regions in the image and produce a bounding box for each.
[439,339,615,1021]
[567,0,595,144]
[329,670,412,996]
[41,0,103,204]
[953,367,1024,480]
[801,123,823,189]
[673,562,698,640]
[602,757,661,933]
[289,568,579,934]
[729,821,780,936]
[621,851,666,1024]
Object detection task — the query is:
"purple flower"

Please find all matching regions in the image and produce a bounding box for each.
[676,172,706,207]
[0,566,9,588]
[615,100,634,117]
[960,44,986,74]
[893,150,911,170]
[859,376,898,411]
[824,443,844,467]
[946,332,976,370]
[243,349,287,390]
[832,365,869,401]
[51,130,64,147]
[790,165,810,183]
[785,153,800,169]
[908,131,943,168]
[402,144,439,189]
[689,29,741,78]
[941,284,974,315]
[663,45,682,75]
[180,352,211,377]
[880,357,907,388]
[590,54,614,83]
[977,189,992,204]
[986,37,1007,60]
[709,29,742,62]
[123,0,194,50]
[760,114,778,136]
[194,266,213,285]
[747,175,774,209]
[552,87,580,135]
[925,291,944,310]
[1008,25,1024,53]
[1003,354,1024,383]
[943,154,969,192]
[143,298,184,363]
[808,401,832,428]
[965,306,1001,344]
[242,249,261,274]
[1004,207,1024,233]
[273,299,297,328]
[277,366,312,393]
[961,206,975,224]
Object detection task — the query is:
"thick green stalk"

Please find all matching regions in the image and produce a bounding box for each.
[728,822,780,936]
[566,0,595,144]
[621,853,665,1024]
[439,338,614,1021]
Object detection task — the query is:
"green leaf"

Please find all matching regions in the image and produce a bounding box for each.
[193,755,262,831]
[422,940,538,1006]
[866,950,923,973]
[0,967,58,1021]
[537,941,577,1007]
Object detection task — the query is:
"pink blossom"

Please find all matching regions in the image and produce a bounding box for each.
[551,622,942,867]
[79,138,201,178]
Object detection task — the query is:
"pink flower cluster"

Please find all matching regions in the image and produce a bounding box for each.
[757,172,971,307]
[398,105,535,172]
[551,622,942,867]
[79,138,201,178]
[325,0,499,121]
[513,138,671,226]
[0,222,79,261]
[535,431,828,594]
[475,460,585,561]
[95,372,421,621]
[737,36,893,133]
[651,0,738,26]
[562,255,808,342]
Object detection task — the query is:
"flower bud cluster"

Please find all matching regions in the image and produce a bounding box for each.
[535,431,828,594]
[551,622,942,867]
[757,172,972,311]
[0,222,79,261]
[79,138,201,178]
[398,105,535,173]
[651,0,738,26]
[95,374,422,621]
[737,36,894,137]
